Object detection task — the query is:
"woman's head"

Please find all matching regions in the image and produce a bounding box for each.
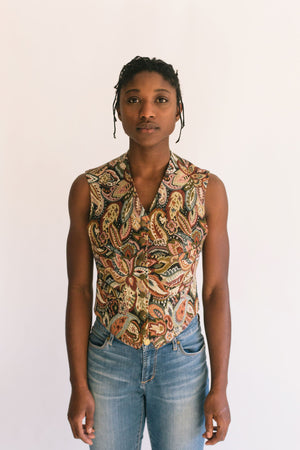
[113,56,185,143]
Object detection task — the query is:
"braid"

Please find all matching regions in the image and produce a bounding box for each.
[113,56,185,143]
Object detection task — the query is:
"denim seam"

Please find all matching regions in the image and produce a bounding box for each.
[141,350,157,384]
[172,338,178,351]
[88,335,110,350]
[90,327,110,341]
[135,399,145,450]
[177,340,206,357]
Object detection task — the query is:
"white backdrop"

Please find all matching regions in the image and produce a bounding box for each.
[1,1,299,449]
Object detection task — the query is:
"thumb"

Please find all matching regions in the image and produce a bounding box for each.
[204,413,213,439]
[85,406,95,433]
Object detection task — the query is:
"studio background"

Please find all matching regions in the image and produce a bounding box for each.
[1,1,299,449]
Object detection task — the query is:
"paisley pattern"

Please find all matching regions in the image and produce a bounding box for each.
[85,151,210,349]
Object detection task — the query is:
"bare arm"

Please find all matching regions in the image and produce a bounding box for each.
[201,173,231,445]
[65,173,95,445]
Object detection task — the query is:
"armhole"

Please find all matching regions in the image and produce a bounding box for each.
[203,170,210,220]
[84,170,93,221]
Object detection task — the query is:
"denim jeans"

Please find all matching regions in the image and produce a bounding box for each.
[87,314,209,450]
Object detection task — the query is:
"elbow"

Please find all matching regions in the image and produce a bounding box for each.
[68,283,93,298]
[202,280,229,305]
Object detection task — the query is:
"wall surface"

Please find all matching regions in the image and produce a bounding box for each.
[1,1,299,449]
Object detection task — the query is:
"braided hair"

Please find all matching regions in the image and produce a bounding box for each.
[112,56,185,143]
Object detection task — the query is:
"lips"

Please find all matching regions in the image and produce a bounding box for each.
[137,122,159,130]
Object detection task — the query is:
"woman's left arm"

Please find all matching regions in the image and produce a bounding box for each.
[201,173,231,446]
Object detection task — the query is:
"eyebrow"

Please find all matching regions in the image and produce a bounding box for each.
[124,88,171,94]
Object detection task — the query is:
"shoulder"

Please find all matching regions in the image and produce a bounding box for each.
[205,172,228,220]
[68,173,90,217]
[69,173,89,197]
[85,153,127,182]
[68,153,127,215]
[172,152,210,178]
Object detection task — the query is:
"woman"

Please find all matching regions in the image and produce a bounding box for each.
[66,56,231,450]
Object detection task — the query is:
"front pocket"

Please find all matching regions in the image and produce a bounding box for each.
[177,333,206,356]
[88,329,110,350]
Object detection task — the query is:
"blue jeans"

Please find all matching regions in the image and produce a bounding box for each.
[87,314,209,450]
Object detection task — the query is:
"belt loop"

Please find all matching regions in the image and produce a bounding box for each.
[108,334,114,345]
[172,338,178,351]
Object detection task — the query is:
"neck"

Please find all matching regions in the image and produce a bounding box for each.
[127,140,171,174]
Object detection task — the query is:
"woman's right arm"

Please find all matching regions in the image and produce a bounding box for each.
[65,173,95,445]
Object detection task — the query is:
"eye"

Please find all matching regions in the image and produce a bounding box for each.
[156,97,168,103]
[127,97,140,104]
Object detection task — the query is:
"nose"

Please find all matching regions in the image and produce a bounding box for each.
[138,100,155,119]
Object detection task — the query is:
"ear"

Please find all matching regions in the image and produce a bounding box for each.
[175,103,183,121]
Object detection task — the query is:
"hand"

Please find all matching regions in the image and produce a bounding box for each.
[67,386,95,445]
[202,389,231,445]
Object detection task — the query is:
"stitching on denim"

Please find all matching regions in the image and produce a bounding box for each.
[90,326,110,341]
[88,335,110,350]
[135,398,145,450]
[177,339,206,356]
[146,414,154,450]
[108,334,114,346]
[172,338,178,351]
[141,350,157,384]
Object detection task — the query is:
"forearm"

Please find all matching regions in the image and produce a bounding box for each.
[202,284,231,391]
[65,285,93,389]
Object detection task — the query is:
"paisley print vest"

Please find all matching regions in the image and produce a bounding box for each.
[85,151,210,349]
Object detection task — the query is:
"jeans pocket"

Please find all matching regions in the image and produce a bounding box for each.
[177,330,206,356]
[88,321,111,350]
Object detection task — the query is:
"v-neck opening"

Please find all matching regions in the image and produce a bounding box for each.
[125,151,173,216]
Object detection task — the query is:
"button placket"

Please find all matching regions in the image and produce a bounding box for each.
[142,214,150,345]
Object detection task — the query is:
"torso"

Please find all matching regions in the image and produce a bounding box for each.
[84,151,210,349]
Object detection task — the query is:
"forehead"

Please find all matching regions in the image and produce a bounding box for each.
[121,71,176,95]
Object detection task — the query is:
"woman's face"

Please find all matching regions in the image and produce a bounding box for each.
[117,71,181,148]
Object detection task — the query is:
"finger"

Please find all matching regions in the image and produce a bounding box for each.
[205,432,225,446]
[205,422,226,445]
[74,420,94,445]
[203,413,214,439]
[83,423,95,438]
[82,424,95,432]
[213,410,230,440]
[85,406,95,435]
[69,422,78,439]
[202,426,218,439]
[68,416,82,440]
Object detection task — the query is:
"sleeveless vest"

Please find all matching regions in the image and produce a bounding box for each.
[85,151,210,349]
